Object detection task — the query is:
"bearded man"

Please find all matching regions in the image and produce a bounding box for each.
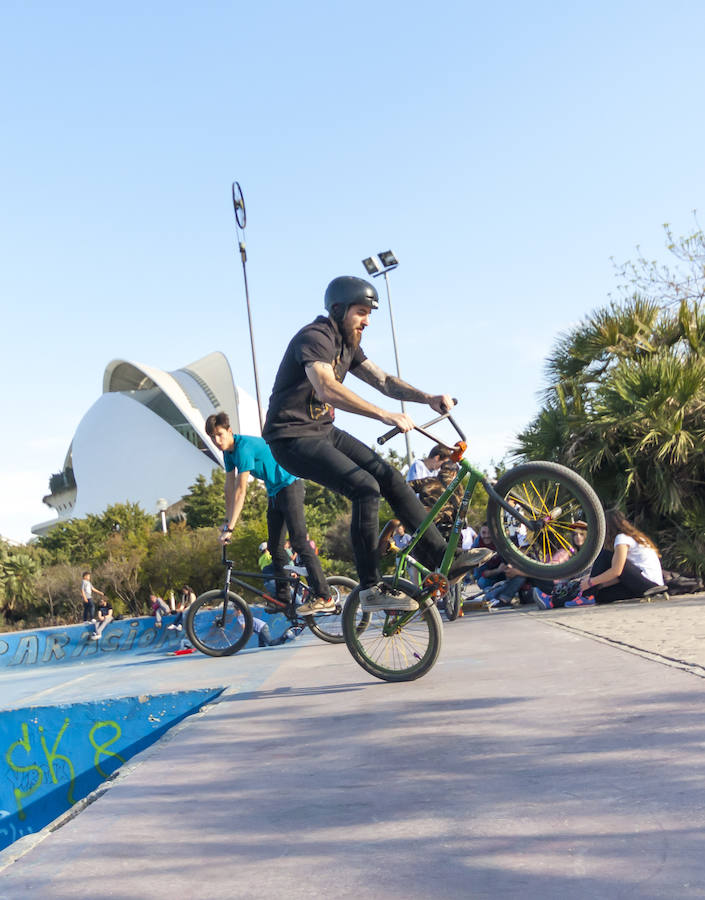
[263,276,491,613]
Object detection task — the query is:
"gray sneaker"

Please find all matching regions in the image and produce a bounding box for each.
[447,547,494,583]
[297,596,337,615]
[359,584,418,612]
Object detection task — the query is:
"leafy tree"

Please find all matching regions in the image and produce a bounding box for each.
[140,527,227,598]
[1,552,41,621]
[183,469,227,528]
[34,563,85,623]
[323,513,356,567]
[303,480,351,543]
[383,447,407,473]
[37,517,103,566]
[37,502,153,566]
[94,536,149,617]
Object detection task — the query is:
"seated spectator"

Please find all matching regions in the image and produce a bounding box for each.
[484,522,581,609]
[533,522,588,608]
[259,547,297,603]
[577,508,664,604]
[456,520,479,596]
[389,522,417,583]
[90,595,113,641]
[257,541,272,570]
[150,593,170,627]
[408,459,462,541]
[292,532,319,567]
[483,565,525,608]
[236,610,293,647]
[472,524,504,589]
[406,445,453,482]
[533,514,665,608]
[391,522,412,552]
[506,500,529,547]
[167,585,197,631]
[490,536,577,609]
[461,520,477,549]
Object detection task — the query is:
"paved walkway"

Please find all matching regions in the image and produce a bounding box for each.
[1,595,705,899]
[530,593,705,673]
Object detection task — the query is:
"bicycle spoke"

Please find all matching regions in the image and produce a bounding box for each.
[355,609,433,672]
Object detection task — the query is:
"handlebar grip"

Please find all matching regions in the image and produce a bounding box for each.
[378,424,401,445]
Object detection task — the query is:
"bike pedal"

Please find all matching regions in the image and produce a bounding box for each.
[422,573,449,595]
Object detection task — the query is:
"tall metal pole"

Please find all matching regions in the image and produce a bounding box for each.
[232,182,265,433]
[238,242,265,432]
[382,270,413,467]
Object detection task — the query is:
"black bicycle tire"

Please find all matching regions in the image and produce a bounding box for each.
[342,576,443,682]
[185,589,253,657]
[486,462,605,580]
[304,576,370,644]
[445,584,461,621]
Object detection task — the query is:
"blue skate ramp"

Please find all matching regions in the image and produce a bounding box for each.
[0,687,223,852]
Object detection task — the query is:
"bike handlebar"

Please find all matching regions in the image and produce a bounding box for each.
[377,400,466,448]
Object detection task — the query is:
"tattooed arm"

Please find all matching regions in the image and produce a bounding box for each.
[353,358,454,415]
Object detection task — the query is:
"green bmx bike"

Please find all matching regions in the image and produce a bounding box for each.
[342,409,605,682]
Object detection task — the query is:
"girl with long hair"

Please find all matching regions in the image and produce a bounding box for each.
[579,508,665,604]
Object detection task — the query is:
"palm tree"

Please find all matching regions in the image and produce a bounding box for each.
[1,552,41,619]
[515,295,705,576]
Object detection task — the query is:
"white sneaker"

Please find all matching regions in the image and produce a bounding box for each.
[167,624,177,630]
[359,584,418,612]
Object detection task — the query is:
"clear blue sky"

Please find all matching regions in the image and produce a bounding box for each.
[2,1,704,542]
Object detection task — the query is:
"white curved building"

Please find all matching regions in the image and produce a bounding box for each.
[32,352,261,536]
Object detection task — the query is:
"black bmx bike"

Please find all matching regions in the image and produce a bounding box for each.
[185,548,363,657]
[342,408,606,682]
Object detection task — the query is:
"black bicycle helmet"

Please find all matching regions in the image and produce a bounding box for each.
[324,276,379,317]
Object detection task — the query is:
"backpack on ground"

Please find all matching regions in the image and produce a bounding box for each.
[662,570,704,595]
[550,578,583,608]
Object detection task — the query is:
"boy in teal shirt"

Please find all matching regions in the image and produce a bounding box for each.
[205,412,333,612]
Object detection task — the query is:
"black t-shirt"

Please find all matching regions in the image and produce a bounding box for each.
[263,316,366,441]
[96,602,112,620]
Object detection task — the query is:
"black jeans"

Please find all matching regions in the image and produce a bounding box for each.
[590,548,658,603]
[269,428,447,589]
[267,479,329,601]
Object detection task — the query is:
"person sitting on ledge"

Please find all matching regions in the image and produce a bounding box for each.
[577,508,665,605]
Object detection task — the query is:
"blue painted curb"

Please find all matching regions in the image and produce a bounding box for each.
[0,609,292,671]
[0,688,224,851]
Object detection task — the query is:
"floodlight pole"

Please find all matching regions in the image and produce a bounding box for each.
[380,269,413,467]
[232,182,265,433]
